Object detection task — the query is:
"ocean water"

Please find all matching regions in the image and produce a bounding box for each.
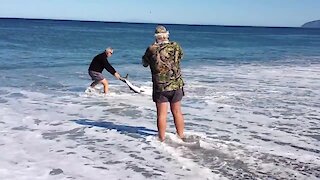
[0,18,319,180]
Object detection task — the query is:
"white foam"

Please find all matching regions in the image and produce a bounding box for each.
[140,86,152,96]
[146,135,226,180]
[1,63,319,179]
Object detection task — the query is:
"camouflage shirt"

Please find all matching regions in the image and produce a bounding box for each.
[142,41,184,92]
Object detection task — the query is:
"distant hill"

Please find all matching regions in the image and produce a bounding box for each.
[302,20,320,28]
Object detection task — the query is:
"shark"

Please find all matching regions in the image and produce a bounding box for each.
[119,74,144,94]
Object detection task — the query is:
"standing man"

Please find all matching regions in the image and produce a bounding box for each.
[88,47,121,94]
[142,25,185,141]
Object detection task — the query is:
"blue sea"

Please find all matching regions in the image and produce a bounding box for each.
[0,18,319,180]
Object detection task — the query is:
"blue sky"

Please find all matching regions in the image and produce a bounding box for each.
[0,0,319,27]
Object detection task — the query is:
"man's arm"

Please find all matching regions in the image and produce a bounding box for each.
[113,72,121,80]
[142,47,151,67]
[103,60,121,80]
[174,42,183,62]
[103,60,117,75]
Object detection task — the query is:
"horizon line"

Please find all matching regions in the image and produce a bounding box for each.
[0,16,304,29]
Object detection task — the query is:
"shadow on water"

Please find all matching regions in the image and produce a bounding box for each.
[72,119,157,138]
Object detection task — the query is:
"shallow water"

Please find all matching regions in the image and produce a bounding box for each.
[0,18,319,179]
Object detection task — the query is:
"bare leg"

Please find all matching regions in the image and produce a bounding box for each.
[156,102,168,141]
[90,81,99,88]
[100,79,109,94]
[170,101,185,139]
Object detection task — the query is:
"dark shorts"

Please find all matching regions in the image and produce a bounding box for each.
[89,70,104,81]
[153,88,184,103]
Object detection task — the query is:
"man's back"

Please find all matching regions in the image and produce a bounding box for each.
[88,52,105,73]
[143,41,184,92]
[89,52,116,75]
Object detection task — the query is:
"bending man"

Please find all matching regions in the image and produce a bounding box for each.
[88,47,121,94]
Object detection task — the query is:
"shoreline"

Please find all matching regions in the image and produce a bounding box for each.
[0,17,304,29]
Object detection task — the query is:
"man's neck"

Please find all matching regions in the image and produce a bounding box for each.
[155,40,169,45]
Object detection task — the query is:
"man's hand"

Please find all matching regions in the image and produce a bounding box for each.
[114,72,121,80]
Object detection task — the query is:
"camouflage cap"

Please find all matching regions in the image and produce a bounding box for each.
[155,25,168,34]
